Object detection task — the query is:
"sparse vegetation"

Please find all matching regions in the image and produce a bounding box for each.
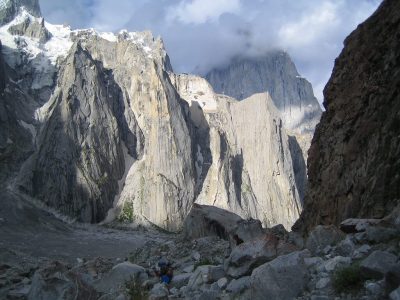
[333,263,363,293]
[194,258,213,269]
[118,201,134,223]
[125,276,148,300]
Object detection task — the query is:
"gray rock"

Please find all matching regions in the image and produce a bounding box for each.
[217,277,228,289]
[288,231,305,249]
[321,256,351,272]
[98,293,128,300]
[225,235,277,278]
[360,251,398,279]
[183,204,264,243]
[310,296,330,300]
[339,218,382,233]
[192,251,201,261]
[187,265,224,290]
[28,261,97,300]
[352,244,371,259]
[226,276,251,294]
[93,262,148,293]
[304,257,324,268]
[194,290,220,300]
[336,236,355,256]
[169,287,179,295]
[183,265,195,273]
[171,273,192,289]
[316,277,331,289]
[149,283,169,300]
[365,281,382,296]
[386,263,400,291]
[249,250,310,300]
[390,286,400,300]
[7,285,31,299]
[365,226,399,243]
[306,225,345,255]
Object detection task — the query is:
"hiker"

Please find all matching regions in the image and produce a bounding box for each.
[154,257,173,284]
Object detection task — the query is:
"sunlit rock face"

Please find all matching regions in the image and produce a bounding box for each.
[205,51,322,201]
[294,0,400,233]
[172,74,304,229]
[0,0,316,231]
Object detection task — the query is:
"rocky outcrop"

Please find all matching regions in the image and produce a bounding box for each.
[294,0,400,233]
[8,16,51,43]
[195,93,303,228]
[0,0,41,25]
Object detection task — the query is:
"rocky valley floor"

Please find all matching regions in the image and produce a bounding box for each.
[1,189,399,299]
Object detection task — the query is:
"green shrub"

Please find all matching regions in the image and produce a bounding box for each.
[333,263,363,293]
[118,201,134,223]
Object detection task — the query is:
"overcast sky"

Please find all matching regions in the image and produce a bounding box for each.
[39,0,382,103]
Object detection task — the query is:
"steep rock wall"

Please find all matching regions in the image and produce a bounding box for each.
[294,0,400,232]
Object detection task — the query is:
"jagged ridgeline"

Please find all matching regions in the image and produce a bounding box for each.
[0,0,320,231]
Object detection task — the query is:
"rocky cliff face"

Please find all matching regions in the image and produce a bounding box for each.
[0,0,312,231]
[205,52,321,192]
[0,39,36,181]
[172,74,303,228]
[294,0,400,232]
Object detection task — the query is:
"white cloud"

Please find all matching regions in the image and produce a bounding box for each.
[39,0,382,104]
[167,0,241,24]
[278,2,339,48]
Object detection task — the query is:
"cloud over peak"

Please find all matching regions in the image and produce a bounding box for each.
[167,0,241,25]
[39,0,382,103]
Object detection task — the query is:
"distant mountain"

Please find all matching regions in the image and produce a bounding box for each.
[206,51,322,134]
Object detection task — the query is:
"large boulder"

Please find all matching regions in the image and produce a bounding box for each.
[386,263,400,292]
[28,261,98,300]
[225,234,278,278]
[249,250,310,300]
[360,251,398,279]
[183,204,264,244]
[226,276,251,295]
[305,225,344,255]
[93,262,148,294]
[187,265,225,291]
[339,218,382,233]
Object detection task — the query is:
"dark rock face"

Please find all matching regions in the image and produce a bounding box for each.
[0,0,41,25]
[17,43,128,223]
[294,0,400,233]
[0,41,35,181]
